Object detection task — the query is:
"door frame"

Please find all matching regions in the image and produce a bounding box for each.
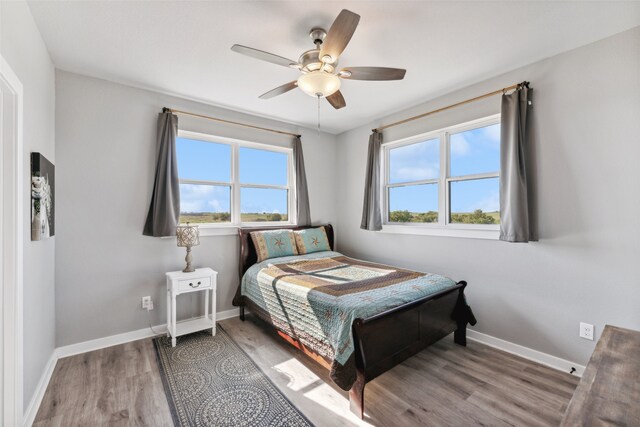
[1,54,25,426]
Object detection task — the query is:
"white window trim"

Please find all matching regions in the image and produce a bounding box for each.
[381,114,501,240]
[177,130,296,236]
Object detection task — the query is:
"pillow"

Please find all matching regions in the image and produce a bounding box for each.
[294,227,331,254]
[251,230,298,263]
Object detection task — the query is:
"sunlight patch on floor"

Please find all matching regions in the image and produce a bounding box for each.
[272,357,372,426]
[303,383,373,427]
[272,357,320,392]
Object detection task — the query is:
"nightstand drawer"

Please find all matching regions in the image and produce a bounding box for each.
[177,276,211,292]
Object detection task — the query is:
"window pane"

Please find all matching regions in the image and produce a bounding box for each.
[179,184,231,223]
[241,187,288,222]
[450,123,500,176]
[388,184,438,223]
[449,177,500,224]
[389,138,439,184]
[240,147,288,186]
[176,137,231,182]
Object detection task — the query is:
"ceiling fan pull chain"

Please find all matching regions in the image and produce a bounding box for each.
[317,95,321,135]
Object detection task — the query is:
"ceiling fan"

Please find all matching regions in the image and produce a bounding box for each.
[231,9,406,110]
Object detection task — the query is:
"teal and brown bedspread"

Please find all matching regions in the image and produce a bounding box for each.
[241,251,458,390]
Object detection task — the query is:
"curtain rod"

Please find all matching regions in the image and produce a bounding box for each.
[373,82,527,133]
[164,108,301,138]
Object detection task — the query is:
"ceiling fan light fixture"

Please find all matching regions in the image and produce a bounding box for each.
[296,71,341,98]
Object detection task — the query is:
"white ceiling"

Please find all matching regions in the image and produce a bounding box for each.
[27,1,640,134]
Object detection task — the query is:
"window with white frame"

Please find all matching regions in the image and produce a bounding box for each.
[384,115,501,229]
[176,131,294,226]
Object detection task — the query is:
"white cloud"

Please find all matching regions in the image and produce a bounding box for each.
[207,199,223,211]
[474,191,500,212]
[450,133,471,156]
[390,140,440,182]
[393,165,438,181]
[481,123,501,146]
[180,184,229,213]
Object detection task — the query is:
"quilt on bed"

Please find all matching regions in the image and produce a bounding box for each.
[241,251,458,390]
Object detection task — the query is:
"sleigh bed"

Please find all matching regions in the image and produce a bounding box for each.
[232,224,476,418]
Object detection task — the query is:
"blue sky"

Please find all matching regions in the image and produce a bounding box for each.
[389,123,500,213]
[177,138,288,214]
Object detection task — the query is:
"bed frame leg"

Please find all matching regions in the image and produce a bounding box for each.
[349,369,366,419]
[454,323,467,346]
[453,283,470,346]
[239,306,245,321]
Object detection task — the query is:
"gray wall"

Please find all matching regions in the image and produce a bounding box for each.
[55,71,338,346]
[335,27,640,366]
[0,0,57,406]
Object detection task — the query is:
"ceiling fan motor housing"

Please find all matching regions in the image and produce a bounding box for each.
[299,49,336,73]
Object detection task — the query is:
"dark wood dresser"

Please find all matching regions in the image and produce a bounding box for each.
[560,325,640,426]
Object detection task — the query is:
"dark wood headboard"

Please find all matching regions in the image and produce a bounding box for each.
[232,224,334,306]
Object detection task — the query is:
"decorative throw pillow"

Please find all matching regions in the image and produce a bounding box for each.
[251,230,298,263]
[294,227,331,254]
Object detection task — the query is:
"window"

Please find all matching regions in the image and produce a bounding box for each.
[387,138,440,223]
[383,115,500,237]
[176,131,294,230]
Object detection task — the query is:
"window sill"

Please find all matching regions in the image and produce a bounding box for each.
[198,226,239,237]
[380,224,500,240]
[162,223,298,238]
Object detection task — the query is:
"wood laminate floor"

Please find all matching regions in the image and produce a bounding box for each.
[34,316,580,427]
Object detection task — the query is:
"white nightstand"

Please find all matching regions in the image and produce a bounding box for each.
[165,268,217,347]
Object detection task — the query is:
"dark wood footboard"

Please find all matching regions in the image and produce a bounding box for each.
[349,281,471,418]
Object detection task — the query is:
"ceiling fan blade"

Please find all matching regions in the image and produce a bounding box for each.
[339,67,407,81]
[259,81,298,99]
[326,91,346,109]
[231,44,298,68]
[320,10,360,63]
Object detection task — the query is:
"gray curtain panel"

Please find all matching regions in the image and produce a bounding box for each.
[499,82,537,242]
[361,131,383,231]
[143,110,180,237]
[293,136,311,226]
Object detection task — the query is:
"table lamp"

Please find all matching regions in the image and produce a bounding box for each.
[176,222,200,272]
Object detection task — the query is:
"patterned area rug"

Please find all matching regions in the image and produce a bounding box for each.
[153,326,313,427]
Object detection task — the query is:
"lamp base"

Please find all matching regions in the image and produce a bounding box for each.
[183,246,195,273]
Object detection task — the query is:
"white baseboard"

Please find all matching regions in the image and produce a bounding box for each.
[217,307,241,321]
[56,323,169,359]
[56,308,240,359]
[23,351,57,427]
[467,329,585,377]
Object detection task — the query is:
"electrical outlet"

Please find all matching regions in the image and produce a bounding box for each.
[580,322,594,341]
[142,296,151,309]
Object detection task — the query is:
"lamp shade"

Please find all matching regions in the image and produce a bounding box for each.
[297,71,341,98]
[176,223,200,247]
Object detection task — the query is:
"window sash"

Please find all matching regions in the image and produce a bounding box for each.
[382,114,500,228]
[177,130,295,227]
